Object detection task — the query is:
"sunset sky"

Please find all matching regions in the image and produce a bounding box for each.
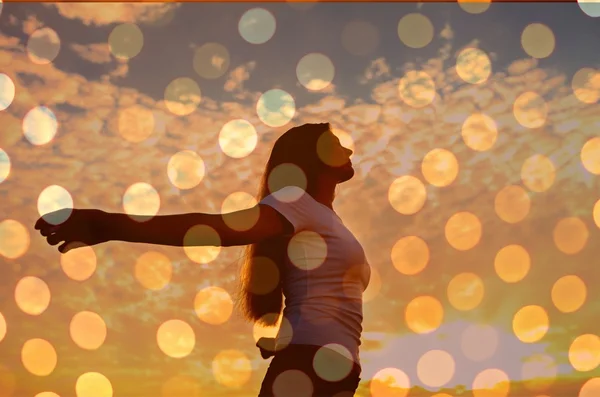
[0,1,599,397]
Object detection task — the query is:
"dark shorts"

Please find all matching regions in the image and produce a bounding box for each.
[258,344,361,397]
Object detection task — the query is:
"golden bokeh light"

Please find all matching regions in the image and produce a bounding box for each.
[421,148,459,187]
[494,244,531,283]
[244,256,280,296]
[553,216,589,255]
[521,154,555,192]
[218,119,258,158]
[122,182,161,219]
[417,349,455,388]
[37,184,73,225]
[521,23,555,59]
[70,311,107,350]
[398,70,436,108]
[211,349,252,388]
[135,251,172,290]
[0,312,5,343]
[21,338,57,376]
[313,344,353,382]
[238,8,276,45]
[164,77,201,116]
[456,47,492,85]
[252,313,294,351]
[447,272,485,311]
[117,104,155,143]
[581,136,600,175]
[569,334,600,372]
[579,377,600,397]
[22,106,59,146]
[355,263,381,303]
[594,199,600,228]
[341,20,380,56]
[221,191,259,232]
[397,13,434,49]
[512,305,549,343]
[405,295,444,334]
[27,27,61,64]
[296,52,335,91]
[268,163,307,195]
[330,126,355,156]
[578,0,600,17]
[193,42,230,79]
[0,73,15,111]
[462,112,497,151]
[156,319,195,358]
[494,185,531,224]
[183,224,222,264]
[257,89,296,127]
[194,286,233,325]
[458,0,492,14]
[161,375,200,397]
[471,368,510,397]
[461,323,498,362]
[75,372,113,397]
[572,67,600,104]
[288,231,327,270]
[0,149,9,184]
[445,211,482,251]
[370,367,410,397]
[388,175,427,215]
[273,369,313,397]
[60,244,97,281]
[551,275,587,313]
[167,150,205,190]
[391,235,429,275]
[0,219,30,259]
[15,276,51,315]
[513,91,548,129]
[521,354,557,392]
[108,23,144,60]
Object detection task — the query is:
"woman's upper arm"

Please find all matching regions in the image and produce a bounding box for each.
[220,204,294,246]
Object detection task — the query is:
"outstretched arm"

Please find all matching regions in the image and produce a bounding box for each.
[35,204,294,253]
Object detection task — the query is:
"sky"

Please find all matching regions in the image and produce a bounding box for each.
[0,1,600,397]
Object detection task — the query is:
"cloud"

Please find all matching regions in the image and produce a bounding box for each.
[44,3,180,26]
[70,43,112,64]
[224,61,256,94]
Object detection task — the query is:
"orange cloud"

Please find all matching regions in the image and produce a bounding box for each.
[44,3,180,26]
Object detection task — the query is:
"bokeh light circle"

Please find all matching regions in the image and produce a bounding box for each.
[553,217,589,255]
[21,338,57,376]
[370,367,410,397]
[164,77,201,116]
[458,0,492,14]
[521,154,555,192]
[572,67,600,104]
[219,119,257,158]
[417,350,455,388]
[193,42,230,79]
[75,372,113,397]
[23,106,58,146]
[37,185,73,225]
[397,13,434,49]
[513,91,548,129]
[447,272,485,311]
[462,113,497,151]
[27,27,61,64]
[257,89,296,127]
[0,219,30,259]
[0,73,15,111]
[123,182,161,219]
[156,319,195,358]
[183,224,222,264]
[70,311,107,350]
[296,53,335,91]
[421,148,459,187]
[117,105,155,143]
[211,349,252,388]
[108,23,144,60]
[135,251,172,290]
[521,23,555,59]
[239,8,276,45]
[167,150,206,190]
[569,334,600,372]
[512,305,549,343]
[551,275,587,313]
[578,0,600,17]
[405,295,444,334]
[15,276,51,315]
[398,70,436,108]
[445,211,482,251]
[391,235,430,275]
[494,244,531,283]
[312,344,353,382]
[0,149,9,184]
[581,137,600,175]
[494,185,531,224]
[388,175,427,215]
[194,286,234,325]
[456,47,492,85]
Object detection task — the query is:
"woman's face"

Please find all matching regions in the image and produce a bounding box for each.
[317,131,354,183]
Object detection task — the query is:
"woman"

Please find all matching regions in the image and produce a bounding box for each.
[35,123,371,396]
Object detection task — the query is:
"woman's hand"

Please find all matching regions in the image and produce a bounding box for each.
[35,208,109,254]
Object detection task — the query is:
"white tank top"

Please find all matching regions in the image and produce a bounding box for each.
[259,186,371,366]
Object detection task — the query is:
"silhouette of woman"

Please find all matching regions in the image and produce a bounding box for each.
[35,122,371,397]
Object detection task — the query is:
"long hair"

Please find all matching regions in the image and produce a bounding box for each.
[235,122,332,326]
